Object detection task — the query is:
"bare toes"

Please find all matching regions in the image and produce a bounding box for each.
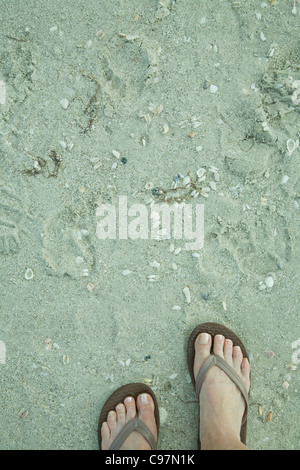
[213,334,225,358]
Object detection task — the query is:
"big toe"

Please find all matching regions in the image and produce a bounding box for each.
[193,332,212,380]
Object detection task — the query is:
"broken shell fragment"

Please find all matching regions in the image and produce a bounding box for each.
[183,286,191,304]
[60,98,69,110]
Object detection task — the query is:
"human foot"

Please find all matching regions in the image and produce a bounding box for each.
[193,332,251,449]
[101,393,158,450]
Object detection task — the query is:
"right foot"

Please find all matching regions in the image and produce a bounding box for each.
[193,333,251,449]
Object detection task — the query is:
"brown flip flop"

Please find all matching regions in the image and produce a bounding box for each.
[98,383,160,450]
[187,322,250,449]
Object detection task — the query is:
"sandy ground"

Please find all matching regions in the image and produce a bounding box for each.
[0,0,299,450]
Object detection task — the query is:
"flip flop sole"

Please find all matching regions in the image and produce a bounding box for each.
[187,322,250,448]
[98,383,160,450]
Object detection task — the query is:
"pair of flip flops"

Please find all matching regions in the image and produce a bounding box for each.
[98,322,250,450]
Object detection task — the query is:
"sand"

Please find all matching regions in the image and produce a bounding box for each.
[0,0,299,450]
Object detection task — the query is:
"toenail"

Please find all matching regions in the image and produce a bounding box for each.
[126,397,133,403]
[216,334,224,341]
[141,394,149,404]
[199,333,209,344]
[116,404,123,411]
[234,345,241,351]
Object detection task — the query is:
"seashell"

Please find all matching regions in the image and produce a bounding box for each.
[260,32,266,41]
[286,139,298,155]
[25,268,34,280]
[112,150,120,159]
[122,269,132,276]
[87,282,95,292]
[174,247,182,255]
[145,182,154,190]
[161,123,169,134]
[197,168,206,178]
[169,373,178,380]
[63,355,69,365]
[119,33,139,42]
[209,84,218,93]
[265,276,274,288]
[183,286,191,304]
[280,175,289,185]
[182,176,191,185]
[188,131,197,138]
[143,377,153,385]
[209,181,217,190]
[267,350,275,358]
[149,260,160,268]
[60,98,69,110]
[172,305,181,311]
[282,381,289,390]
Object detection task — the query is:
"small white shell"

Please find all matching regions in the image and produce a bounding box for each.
[260,32,266,41]
[60,98,69,110]
[209,84,218,94]
[24,268,34,280]
[172,305,181,311]
[265,276,274,289]
[149,260,160,268]
[183,286,191,304]
[145,182,154,190]
[280,175,289,185]
[112,150,120,158]
[286,139,299,155]
[63,355,69,365]
[122,269,132,276]
[196,168,206,178]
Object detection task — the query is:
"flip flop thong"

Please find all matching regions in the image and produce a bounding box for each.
[187,322,250,449]
[98,383,160,450]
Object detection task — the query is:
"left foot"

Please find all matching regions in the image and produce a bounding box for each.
[101,393,157,450]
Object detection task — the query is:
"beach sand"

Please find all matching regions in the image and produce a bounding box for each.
[0,0,299,450]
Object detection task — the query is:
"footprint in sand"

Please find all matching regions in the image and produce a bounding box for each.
[42,208,94,280]
[0,184,33,254]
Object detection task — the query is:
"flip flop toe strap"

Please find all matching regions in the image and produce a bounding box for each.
[109,417,157,450]
[195,355,249,425]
